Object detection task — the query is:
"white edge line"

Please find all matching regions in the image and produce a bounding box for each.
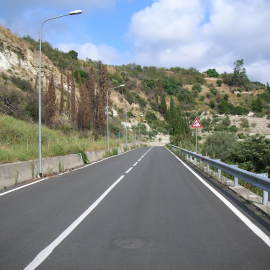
[166,148,270,248]
[0,147,147,198]
[24,175,126,270]
[0,177,49,197]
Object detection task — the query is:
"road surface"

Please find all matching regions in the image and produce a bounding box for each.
[0,147,269,269]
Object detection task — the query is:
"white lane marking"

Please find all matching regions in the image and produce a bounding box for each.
[125,147,152,174]
[125,167,134,174]
[166,148,270,247]
[0,147,146,198]
[23,147,152,269]
[0,177,49,197]
[24,175,126,270]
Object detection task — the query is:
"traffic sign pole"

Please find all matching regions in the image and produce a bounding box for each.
[196,128,198,153]
[191,117,202,153]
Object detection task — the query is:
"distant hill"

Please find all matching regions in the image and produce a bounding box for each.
[1,24,270,142]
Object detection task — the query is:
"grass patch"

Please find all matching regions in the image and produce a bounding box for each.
[104,148,119,158]
[0,114,123,163]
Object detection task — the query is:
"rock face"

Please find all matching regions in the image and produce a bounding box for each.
[0,25,62,88]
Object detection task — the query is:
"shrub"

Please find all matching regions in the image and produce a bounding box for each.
[145,111,157,122]
[206,69,219,78]
[216,80,223,87]
[202,132,237,160]
[192,83,202,92]
[10,76,33,92]
[210,88,217,96]
[240,118,249,128]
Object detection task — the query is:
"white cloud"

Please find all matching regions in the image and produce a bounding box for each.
[58,42,127,65]
[130,0,270,82]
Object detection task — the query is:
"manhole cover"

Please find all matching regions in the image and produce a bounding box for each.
[113,238,145,249]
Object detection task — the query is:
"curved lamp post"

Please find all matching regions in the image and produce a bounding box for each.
[38,10,82,177]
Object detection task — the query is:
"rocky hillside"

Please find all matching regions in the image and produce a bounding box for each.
[0,24,270,142]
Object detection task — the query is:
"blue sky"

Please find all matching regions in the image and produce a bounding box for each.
[0,0,270,83]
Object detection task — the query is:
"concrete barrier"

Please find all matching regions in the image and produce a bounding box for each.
[0,143,139,191]
[86,150,105,163]
[0,153,84,190]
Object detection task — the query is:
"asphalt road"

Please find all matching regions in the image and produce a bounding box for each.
[0,147,269,270]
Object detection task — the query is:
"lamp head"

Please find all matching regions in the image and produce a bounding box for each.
[69,10,82,15]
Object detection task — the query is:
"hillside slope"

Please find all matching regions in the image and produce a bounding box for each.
[1,25,270,146]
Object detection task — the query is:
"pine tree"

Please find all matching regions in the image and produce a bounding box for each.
[167,96,191,146]
[59,73,64,114]
[96,62,109,134]
[66,72,71,116]
[160,95,167,116]
[44,74,56,126]
[267,82,270,93]
[70,72,76,123]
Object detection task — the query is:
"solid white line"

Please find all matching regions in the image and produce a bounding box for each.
[133,162,138,166]
[166,148,270,247]
[0,177,49,197]
[0,147,143,198]
[24,175,126,270]
[125,167,133,174]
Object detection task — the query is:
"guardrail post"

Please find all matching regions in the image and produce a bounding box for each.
[258,173,269,206]
[231,165,239,186]
[263,190,268,206]
[234,176,239,186]
[218,169,221,180]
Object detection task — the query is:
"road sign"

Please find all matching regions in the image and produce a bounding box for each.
[191,117,202,128]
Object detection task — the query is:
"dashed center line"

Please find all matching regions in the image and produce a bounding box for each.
[125,167,134,174]
[24,147,152,270]
[133,162,138,166]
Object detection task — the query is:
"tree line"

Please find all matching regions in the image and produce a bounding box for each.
[44,62,110,136]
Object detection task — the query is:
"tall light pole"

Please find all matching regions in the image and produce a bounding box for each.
[106,84,125,151]
[38,10,82,177]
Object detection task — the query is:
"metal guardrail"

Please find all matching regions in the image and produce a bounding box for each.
[169,144,270,205]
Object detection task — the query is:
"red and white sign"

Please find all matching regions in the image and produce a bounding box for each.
[191,117,202,128]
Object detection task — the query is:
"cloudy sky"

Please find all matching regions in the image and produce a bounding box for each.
[1,0,269,82]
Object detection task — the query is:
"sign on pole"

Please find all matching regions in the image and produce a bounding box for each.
[191,117,203,153]
[191,117,202,128]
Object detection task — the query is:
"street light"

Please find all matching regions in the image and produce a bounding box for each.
[38,10,82,177]
[106,84,125,151]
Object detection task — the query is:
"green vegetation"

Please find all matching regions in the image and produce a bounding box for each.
[0,114,121,163]
[206,68,219,78]
[23,36,80,70]
[202,132,270,177]
[104,148,119,158]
